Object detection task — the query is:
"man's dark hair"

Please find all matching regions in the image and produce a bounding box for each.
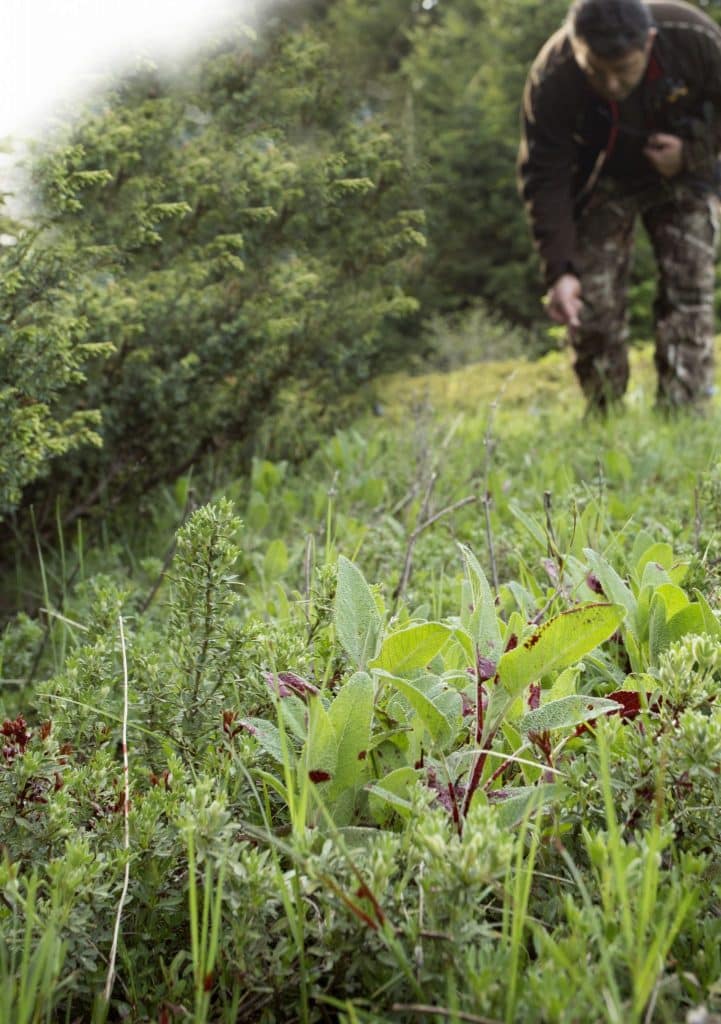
[569,0,654,58]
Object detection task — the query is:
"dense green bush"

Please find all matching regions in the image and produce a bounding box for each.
[0,227,110,521]
[17,16,423,521]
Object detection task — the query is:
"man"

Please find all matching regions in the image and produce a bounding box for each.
[518,0,721,410]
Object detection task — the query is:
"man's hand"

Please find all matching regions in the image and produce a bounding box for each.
[545,273,582,329]
[644,133,684,178]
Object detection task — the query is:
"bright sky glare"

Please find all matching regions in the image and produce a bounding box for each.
[0,0,247,141]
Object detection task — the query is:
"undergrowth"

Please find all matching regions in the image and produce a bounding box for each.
[3,343,721,1022]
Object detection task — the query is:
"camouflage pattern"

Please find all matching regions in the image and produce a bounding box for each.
[573,180,719,408]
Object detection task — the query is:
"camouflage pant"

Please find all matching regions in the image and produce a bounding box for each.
[573,179,719,407]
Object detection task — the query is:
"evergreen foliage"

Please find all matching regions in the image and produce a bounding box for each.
[23,18,423,518]
[0,227,110,520]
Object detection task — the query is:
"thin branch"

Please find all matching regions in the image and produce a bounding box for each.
[394,495,478,604]
[483,492,499,599]
[103,615,131,1006]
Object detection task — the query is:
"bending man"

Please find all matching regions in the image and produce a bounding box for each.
[518,0,721,410]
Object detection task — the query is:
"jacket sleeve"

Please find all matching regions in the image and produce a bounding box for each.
[680,19,721,179]
[517,63,580,290]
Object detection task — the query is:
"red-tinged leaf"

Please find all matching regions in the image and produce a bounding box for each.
[608,690,642,719]
[265,671,319,701]
[575,690,658,735]
[476,655,497,682]
[586,573,605,595]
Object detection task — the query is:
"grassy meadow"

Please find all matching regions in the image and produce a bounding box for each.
[5,340,721,1022]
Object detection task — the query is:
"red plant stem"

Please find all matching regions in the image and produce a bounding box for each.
[462,740,492,818]
[486,755,515,789]
[475,673,484,744]
[448,781,462,837]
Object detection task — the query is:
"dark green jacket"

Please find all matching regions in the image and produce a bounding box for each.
[518,0,721,287]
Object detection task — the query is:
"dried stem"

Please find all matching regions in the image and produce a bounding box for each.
[483,492,499,599]
[103,615,131,1006]
[394,494,478,605]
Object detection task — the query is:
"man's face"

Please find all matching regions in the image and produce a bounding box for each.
[572,29,656,102]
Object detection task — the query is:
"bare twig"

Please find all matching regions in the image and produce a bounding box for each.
[483,492,499,598]
[394,495,478,604]
[543,490,553,548]
[103,615,131,1006]
[62,459,128,527]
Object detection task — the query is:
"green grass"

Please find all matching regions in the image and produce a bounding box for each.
[4,343,721,1022]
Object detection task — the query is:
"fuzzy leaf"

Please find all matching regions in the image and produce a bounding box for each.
[378,671,452,747]
[334,556,382,670]
[303,700,337,787]
[459,544,503,660]
[370,622,454,675]
[328,672,374,794]
[666,604,706,646]
[497,603,625,697]
[491,784,565,828]
[693,589,721,639]
[518,696,621,735]
[240,718,288,765]
[366,767,418,825]
[583,549,637,631]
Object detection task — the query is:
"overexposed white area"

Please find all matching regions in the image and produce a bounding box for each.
[0,0,249,141]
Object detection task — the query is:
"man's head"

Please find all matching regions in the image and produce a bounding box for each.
[569,0,656,101]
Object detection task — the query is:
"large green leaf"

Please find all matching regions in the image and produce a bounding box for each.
[654,584,690,619]
[303,700,337,787]
[367,767,419,826]
[640,561,672,591]
[583,549,637,633]
[334,556,382,670]
[327,672,374,794]
[667,604,706,645]
[693,589,721,639]
[492,784,565,828]
[518,696,621,735]
[459,544,502,661]
[369,622,454,675]
[377,671,453,747]
[241,718,290,766]
[636,541,674,576]
[497,603,625,697]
